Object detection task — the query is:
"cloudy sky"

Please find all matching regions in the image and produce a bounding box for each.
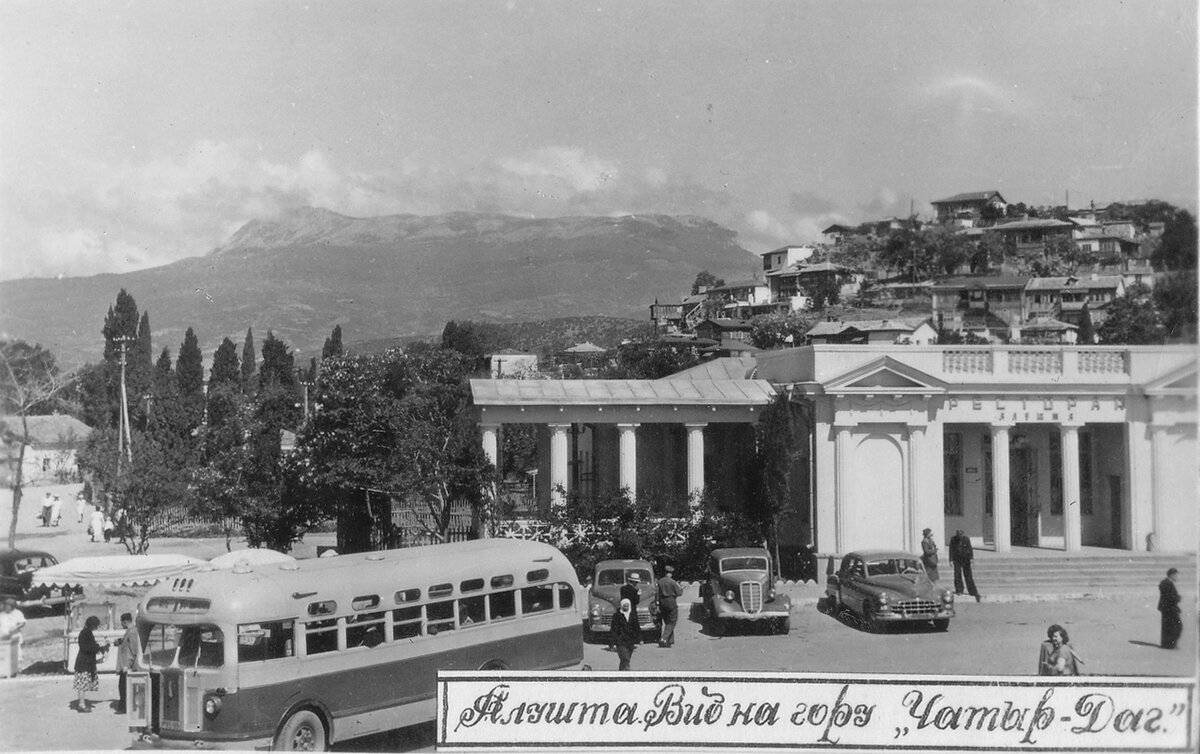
[0,0,1195,281]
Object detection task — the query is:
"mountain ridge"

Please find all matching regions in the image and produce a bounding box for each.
[0,209,759,366]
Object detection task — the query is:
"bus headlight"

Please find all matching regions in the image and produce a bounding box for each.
[203,696,222,719]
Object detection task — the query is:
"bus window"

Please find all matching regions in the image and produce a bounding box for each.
[458,596,485,627]
[144,625,224,668]
[347,612,386,648]
[527,568,549,583]
[521,584,553,614]
[308,600,337,616]
[392,605,421,640]
[556,583,575,609]
[491,575,514,589]
[141,623,183,668]
[427,601,455,634]
[489,590,516,621]
[351,595,380,611]
[429,583,453,599]
[304,618,338,655]
[237,621,294,663]
[395,588,420,604]
[460,578,484,593]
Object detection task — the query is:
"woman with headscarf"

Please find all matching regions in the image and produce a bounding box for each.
[73,616,109,712]
[610,598,641,671]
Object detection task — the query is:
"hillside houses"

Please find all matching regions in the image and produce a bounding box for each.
[931,190,1007,225]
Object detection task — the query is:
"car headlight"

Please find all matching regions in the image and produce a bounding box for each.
[943,591,954,603]
[203,696,222,719]
[767,587,776,602]
[877,593,890,607]
[724,590,735,602]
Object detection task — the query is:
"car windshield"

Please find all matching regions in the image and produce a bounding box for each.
[865,558,924,577]
[721,556,768,572]
[141,623,225,669]
[597,568,652,586]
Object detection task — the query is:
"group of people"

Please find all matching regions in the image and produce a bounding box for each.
[37,493,65,527]
[920,527,983,602]
[72,612,139,714]
[608,565,683,671]
[35,490,120,542]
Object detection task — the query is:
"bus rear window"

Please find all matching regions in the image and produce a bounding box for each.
[557,583,575,609]
[305,618,338,655]
[237,621,294,663]
[521,584,553,614]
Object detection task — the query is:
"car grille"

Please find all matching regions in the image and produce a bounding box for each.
[894,598,940,616]
[595,607,655,628]
[739,582,763,613]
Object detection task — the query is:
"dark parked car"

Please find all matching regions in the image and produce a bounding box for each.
[825,549,954,632]
[701,547,791,635]
[585,559,659,637]
[0,548,79,611]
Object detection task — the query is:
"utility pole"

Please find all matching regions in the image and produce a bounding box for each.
[114,334,135,473]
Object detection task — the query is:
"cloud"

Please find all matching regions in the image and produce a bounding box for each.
[0,141,750,280]
[922,74,1030,117]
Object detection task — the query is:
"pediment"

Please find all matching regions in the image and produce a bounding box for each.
[824,356,948,394]
[1144,361,1198,396]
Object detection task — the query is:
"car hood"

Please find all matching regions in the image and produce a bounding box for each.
[861,574,944,599]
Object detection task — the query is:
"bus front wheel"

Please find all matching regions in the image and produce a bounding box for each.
[276,709,327,752]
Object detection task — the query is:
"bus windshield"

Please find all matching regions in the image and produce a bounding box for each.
[141,623,225,669]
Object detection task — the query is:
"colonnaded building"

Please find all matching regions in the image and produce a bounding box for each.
[470,344,1198,555]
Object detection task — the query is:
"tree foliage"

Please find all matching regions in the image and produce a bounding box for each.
[176,327,205,433]
[748,311,816,349]
[322,325,344,360]
[1153,270,1198,343]
[240,328,257,396]
[691,270,725,295]
[1153,209,1198,271]
[1096,284,1165,345]
[599,338,702,379]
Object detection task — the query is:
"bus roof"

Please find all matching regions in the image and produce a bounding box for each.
[138,539,577,624]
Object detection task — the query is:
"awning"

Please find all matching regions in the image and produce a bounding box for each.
[31,554,210,588]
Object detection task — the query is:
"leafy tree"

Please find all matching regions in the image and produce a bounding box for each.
[441,321,491,371]
[748,311,815,349]
[970,233,1008,273]
[929,225,974,275]
[804,274,841,311]
[176,327,205,433]
[1154,270,1199,342]
[1096,285,1165,345]
[1153,209,1198,271]
[322,325,344,360]
[240,328,257,396]
[691,270,725,295]
[1,341,76,548]
[600,338,701,379]
[826,236,882,271]
[880,225,936,281]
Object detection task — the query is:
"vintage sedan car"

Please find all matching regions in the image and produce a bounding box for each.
[0,548,79,611]
[701,547,791,635]
[585,559,659,636]
[825,549,954,632]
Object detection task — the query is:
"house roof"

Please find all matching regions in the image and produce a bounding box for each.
[562,342,606,354]
[932,275,1030,291]
[931,190,1005,205]
[470,378,777,406]
[0,414,92,446]
[1022,320,1078,332]
[666,356,758,381]
[697,318,753,331]
[709,279,765,292]
[1026,276,1124,291]
[807,318,930,337]
[986,218,1074,232]
[797,261,855,274]
[821,224,858,234]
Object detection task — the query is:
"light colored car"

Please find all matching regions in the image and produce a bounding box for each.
[825,549,954,632]
[585,559,659,636]
[701,547,791,635]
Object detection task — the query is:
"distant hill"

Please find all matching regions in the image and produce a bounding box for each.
[0,208,758,366]
[351,316,653,358]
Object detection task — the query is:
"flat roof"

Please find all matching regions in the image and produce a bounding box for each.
[470,378,776,406]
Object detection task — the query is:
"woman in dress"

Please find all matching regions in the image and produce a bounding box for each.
[74,616,109,712]
[610,598,641,671]
[1038,624,1083,675]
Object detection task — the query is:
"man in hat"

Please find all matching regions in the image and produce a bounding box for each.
[921,528,940,582]
[656,565,684,648]
[949,529,981,602]
[619,572,641,614]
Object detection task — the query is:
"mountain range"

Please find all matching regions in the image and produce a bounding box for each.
[0,208,759,367]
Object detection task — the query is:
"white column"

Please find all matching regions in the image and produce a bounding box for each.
[617,423,639,502]
[1126,399,1154,551]
[685,422,707,503]
[906,424,926,553]
[480,423,500,468]
[1061,424,1082,552]
[834,424,851,553]
[548,423,570,507]
[1150,422,1168,551]
[991,423,1013,553]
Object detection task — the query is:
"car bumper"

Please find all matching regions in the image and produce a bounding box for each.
[875,607,954,622]
[714,609,791,621]
[588,618,659,633]
[131,731,271,751]
[14,594,70,609]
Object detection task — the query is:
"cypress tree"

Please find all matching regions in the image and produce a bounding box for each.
[259,331,296,390]
[322,325,344,360]
[176,327,205,432]
[210,338,240,388]
[241,328,257,396]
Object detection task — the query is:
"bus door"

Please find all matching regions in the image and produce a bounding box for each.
[144,623,227,734]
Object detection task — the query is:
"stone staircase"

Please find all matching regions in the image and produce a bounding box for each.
[965,551,1197,599]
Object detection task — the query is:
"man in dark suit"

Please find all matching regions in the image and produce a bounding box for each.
[619,572,641,612]
[949,529,981,602]
[1158,568,1182,649]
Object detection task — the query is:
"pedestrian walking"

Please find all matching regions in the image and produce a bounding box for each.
[75,491,87,524]
[610,598,640,670]
[115,612,139,713]
[1158,568,1182,650]
[656,565,683,648]
[921,528,940,582]
[1038,624,1083,675]
[89,508,105,543]
[620,572,641,612]
[102,513,115,543]
[73,616,110,712]
[40,492,53,527]
[949,529,981,601]
[50,495,63,526]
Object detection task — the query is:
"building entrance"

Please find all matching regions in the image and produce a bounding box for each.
[1010,445,1038,546]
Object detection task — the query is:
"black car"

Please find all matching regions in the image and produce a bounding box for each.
[0,549,79,611]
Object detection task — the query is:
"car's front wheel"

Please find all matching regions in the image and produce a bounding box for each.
[775,617,790,634]
[863,604,881,633]
[932,618,950,632]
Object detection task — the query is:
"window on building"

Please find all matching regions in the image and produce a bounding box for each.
[982,434,993,515]
[1080,430,1093,514]
[944,432,963,516]
[1049,433,1063,515]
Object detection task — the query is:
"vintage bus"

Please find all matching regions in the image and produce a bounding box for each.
[127,539,583,750]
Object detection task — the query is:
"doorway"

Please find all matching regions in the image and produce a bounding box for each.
[1108,474,1123,548]
[1010,446,1039,546]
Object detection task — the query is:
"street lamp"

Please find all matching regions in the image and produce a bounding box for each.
[113,334,136,473]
